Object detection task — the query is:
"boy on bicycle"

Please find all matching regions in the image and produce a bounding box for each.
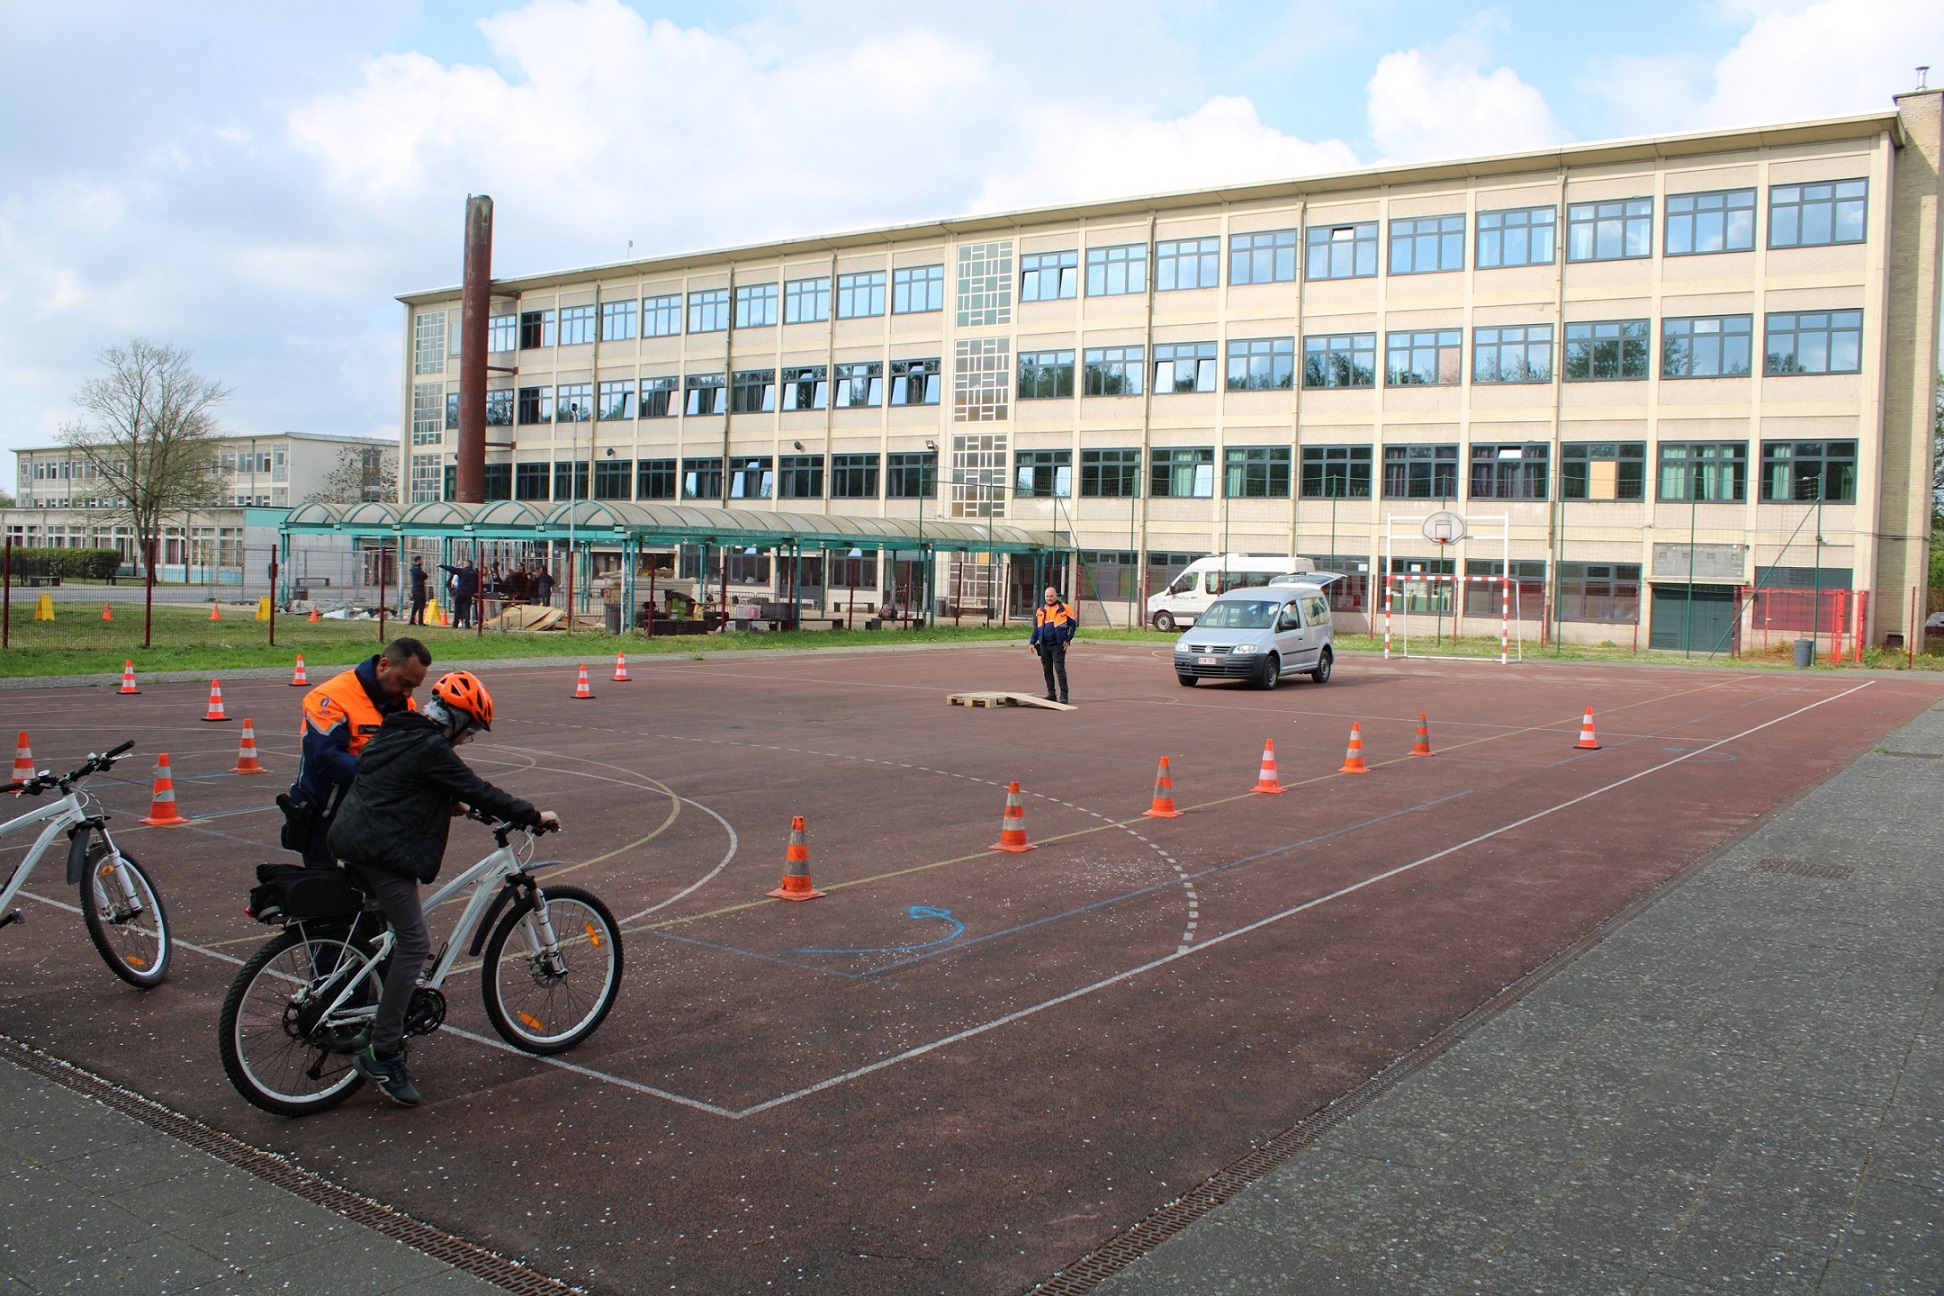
[326,670,559,1107]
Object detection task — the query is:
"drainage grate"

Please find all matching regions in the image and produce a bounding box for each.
[1746,857,1854,881]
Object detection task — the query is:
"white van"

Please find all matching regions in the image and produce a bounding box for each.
[1146,555,1316,631]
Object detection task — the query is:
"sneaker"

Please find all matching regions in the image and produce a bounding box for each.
[354,1046,422,1107]
[1059,695,1069,704]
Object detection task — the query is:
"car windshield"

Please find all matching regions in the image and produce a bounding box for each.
[1196,599,1278,630]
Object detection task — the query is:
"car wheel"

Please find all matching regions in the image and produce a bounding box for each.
[1310,648,1333,684]
[1176,673,1197,687]
[1257,654,1280,690]
[1152,611,1176,633]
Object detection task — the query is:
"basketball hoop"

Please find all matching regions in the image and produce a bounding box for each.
[1422,510,1467,547]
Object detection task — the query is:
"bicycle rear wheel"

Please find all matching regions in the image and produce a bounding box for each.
[80,845,170,988]
[219,927,377,1116]
[480,885,623,1055]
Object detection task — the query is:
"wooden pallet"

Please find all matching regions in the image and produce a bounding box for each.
[947,691,1075,711]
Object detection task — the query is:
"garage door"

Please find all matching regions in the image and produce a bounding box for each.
[1649,584,1739,653]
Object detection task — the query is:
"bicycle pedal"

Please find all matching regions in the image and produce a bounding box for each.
[0,909,23,930]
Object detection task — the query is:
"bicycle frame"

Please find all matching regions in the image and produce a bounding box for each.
[0,789,121,918]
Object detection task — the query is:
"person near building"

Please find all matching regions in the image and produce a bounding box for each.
[407,556,429,625]
[439,557,478,629]
[533,562,556,607]
[282,638,430,868]
[1029,586,1077,704]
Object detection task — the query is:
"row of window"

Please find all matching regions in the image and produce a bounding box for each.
[443,452,939,503]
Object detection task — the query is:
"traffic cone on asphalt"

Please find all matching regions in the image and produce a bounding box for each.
[767,816,825,900]
[10,733,33,791]
[208,602,221,621]
[991,781,1037,851]
[201,680,229,722]
[1251,739,1285,794]
[571,664,594,699]
[612,652,631,682]
[118,660,141,695]
[139,755,188,826]
[231,719,266,774]
[289,654,308,687]
[1339,723,1369,774]
[101,602,113,621]
[1142,756,1184,818]
[1410,713,1435,757]
[307,607,320,623]
[1576,707,1601,751]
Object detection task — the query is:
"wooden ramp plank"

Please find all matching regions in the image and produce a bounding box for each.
[946,691,1075,712]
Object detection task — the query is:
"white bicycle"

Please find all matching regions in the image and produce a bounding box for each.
[1,741,170,988]
[218,810,623,1116]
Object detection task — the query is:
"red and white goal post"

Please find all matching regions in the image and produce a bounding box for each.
[1381,573,1524,665]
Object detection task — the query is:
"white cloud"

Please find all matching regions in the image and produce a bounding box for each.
[1366,22,1568,163]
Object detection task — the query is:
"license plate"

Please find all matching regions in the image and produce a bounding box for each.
[1197,656,1218,667]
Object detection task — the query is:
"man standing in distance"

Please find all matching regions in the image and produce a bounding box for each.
[286,638,430,866]
[408,556,429,626]
[1029,585,1076,704]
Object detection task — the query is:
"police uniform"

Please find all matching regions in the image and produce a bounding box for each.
[1030,599,1077,702]
[287,656,416,865]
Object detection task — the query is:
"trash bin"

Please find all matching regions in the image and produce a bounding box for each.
[1793,638,1814,668]
[604,603,621,634]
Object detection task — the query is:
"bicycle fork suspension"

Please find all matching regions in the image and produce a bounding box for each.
[523,894,569,977]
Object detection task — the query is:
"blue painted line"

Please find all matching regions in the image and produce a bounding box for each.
[794,905,964,957]
[649,928,859,978]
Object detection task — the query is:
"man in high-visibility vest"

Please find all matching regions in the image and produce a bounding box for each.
[282,637,429,866]
[1029,586,1077,704]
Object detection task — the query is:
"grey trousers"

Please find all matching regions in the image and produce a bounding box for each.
[363,871,432,1057]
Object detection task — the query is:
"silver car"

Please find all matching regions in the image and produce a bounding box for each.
[1173,585,1334,689]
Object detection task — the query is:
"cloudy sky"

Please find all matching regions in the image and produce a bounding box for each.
[1,0,1936,461]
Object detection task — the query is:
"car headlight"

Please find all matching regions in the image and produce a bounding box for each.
[1230,643,1258,655]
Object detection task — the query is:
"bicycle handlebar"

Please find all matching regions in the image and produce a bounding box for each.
[463,805,559,845]
[8,741,135,797]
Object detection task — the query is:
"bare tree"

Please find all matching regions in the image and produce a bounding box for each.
[59,340,227,575]
[306,443,400,504]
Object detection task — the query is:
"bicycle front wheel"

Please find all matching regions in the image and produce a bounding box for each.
[219,928,377,1116]
[480,885,623,1055]
[80,845,171,988]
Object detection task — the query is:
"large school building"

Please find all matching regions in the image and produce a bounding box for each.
[396,90,1940,649]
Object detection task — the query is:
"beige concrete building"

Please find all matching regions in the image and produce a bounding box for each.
[397,91,1941,649]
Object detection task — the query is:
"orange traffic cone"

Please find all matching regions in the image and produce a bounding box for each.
[118,660,141,695]
[571,664,594,700]
[290,654,308,687]
[991,781,1037,851]
[1339,722,1369,774]
[231,719,266,774]
[1410,713,1435,757]
[10,732,33,791]
[1251,739,1285,794]
[208,602,221,621]
[101,602,113,621]
[767,816,825,900]
[1576,707,1601,750]
[139,754,188,826]
[307,607,320,623]
[612,652,631,682]
[202,679,229,722]
[1142,756,1184,818]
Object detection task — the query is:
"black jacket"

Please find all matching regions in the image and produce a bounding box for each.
[325,711,539,883]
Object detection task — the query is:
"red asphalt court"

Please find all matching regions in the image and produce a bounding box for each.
[2,645,1938,1295]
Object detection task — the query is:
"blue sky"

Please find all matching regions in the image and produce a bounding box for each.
[1,0,1935,465]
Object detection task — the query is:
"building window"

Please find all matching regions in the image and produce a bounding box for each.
[784,276,830,324]
[593,459,632,500]
[1306,222,1378,280]
[1229,229,1299,285]
[1765,310,1862,375]
[1018,350,1075,400]
[519,309,555,350]
[553,461,589,500]
[598,380,635,420]
[411,383,443,446]
[1385,330,1462,386]
[1086,244,1148,297]
[1080,448,1141,498]
[557,305,595,347]
[954,339,1010,421]
[1382,444,1459,499]
[687,289,729,334]
[1561,442,1646,501]
[1225,337,1296,391]
[891,357,940,406]
[1663,315,1753,378]
[409,453,442,503]
[730,369,776,414]
[681,457,723,500]
[1472,325,1553,384]
[516,386,553,425]
[445,392,460,430]
[1155,237,1220,291]
[683,373,726,416]
[640,376,676,419]
[1389,214,1465,275]
[885,451,935,499]
[600,299,637,341]
[836,270,886,319]
[1556,562,1641,623]
[836,361,885,408]
[1152,341,1217,393]
[514,462,550,500]
[1564,320,1651,380]
[485,389,514,426]
[636,458,676,500]
[781,365,828,411]
[955,240,1013,327]
[1665,189,1756,255]
[1475,206,1556,268]
[1015,449,1072,498]
[554,383,592,422]
[1300,445,1373,498]
[488,315,517,352]
[1302,334,1376,389]
[726,458,771,501]
[1020,251,1078,302]
[734,283,777,329]
[643,293,682,338]
[777,454,823,499]
[1566,199,1652,261]
[1760,440,1857,503]
[1769,179,1867,248]
[413,311,446,374]
[1083,346,1144,396]
[1657,442,1747,501]
[1224,446,1291,498]
[1150,447,1214,499]
[480,464,511,500]
[830,453,879,499]
[892,265,943,314]
[1470,443,1549,500]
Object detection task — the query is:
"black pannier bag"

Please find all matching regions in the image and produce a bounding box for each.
[247,862,360,924]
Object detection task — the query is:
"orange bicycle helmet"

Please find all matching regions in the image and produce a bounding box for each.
[429,670,494,731]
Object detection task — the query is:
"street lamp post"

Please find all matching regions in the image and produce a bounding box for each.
[914,441,936,632]
[1685,460,1701,659]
